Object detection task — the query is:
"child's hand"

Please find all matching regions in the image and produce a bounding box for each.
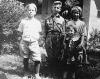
[40,47,48,57]
[38,40,45,47]
[38,36,45,47]
[18,37,22,41]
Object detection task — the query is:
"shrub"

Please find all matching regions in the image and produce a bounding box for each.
[88,28,100,51]
[0,0,25,54]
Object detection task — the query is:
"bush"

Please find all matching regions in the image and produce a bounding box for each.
[88,28,100,51]
[0,0,25,54]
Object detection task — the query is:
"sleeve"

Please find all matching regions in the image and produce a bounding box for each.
[38,21,46,47]
[64,19,69,33]
[17,20,23,33]
[81,22,88,46]
[82,22,87,37]
[16,20,24,37]
[79,21,87,37]
[38,21,42,33]
[43,19,49,38]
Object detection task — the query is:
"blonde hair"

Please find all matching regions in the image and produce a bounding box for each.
[25,3,37,12]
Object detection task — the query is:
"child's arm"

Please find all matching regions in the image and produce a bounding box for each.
[17,20,23,41]
[79,22,87,47]
[38,21,45,47]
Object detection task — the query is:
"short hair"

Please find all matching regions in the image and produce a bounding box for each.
[25,3,37,12]
[53,1,62,7]
[71,6,82,15]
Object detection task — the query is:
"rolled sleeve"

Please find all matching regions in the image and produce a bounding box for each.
[82,23,87,37]
[17,20,23,33]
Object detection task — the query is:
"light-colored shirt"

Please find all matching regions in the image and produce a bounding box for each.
[66,19,87,37]
[18,17,42,42]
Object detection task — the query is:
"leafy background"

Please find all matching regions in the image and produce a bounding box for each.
[0,0,100,79]
[0,0,25,55]
[1,0,99,55]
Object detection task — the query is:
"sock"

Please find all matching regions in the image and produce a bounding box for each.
[23,58,29,71]
[34,61,40,74]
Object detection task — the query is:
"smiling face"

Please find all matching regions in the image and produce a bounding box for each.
[71,6,82,20]
[27,4,37,18]
[52,5,61,14]
[72,10,80,19]
[52,1,62,14]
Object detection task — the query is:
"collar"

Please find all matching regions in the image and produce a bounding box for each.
[51,13,60,18]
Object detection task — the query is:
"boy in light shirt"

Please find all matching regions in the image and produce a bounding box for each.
[17,3,42,79]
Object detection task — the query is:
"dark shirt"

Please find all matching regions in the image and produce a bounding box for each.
[44,14,65,37]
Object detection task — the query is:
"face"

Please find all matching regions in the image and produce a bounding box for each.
[66,25,74,34]
[28,5,36,18]
[72,10,80,19]
[52,5,61,14]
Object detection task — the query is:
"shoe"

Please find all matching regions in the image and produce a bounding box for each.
[23,70,31,79]
[23,76,28,79]
[23,75,33,79]
[35,74,41,79]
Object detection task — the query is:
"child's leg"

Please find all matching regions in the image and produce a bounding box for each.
[34,61,40,75]
[34,61,41,79]
[20,40,30,71]
[23,58,29,71]
[29,41,41,78]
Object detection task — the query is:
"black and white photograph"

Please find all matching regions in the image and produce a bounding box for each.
[0,0,100,79]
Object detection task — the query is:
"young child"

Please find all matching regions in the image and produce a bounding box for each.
[44,1,65,73]
[65,6,87,79]
[17,3,42,79]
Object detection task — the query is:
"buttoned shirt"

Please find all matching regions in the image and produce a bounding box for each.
[66,19,87,39]
[18,17,42,42]
[44,14,65,36]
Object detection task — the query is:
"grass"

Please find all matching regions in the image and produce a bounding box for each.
[0,52,100,79]
[0,54,52,79]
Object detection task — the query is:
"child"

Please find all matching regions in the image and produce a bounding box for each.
[44,1,65,73]
[65,6,87,79]
[17,3,42,79]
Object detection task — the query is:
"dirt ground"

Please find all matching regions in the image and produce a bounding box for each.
[0,52,100,79]
[0,54,51,79]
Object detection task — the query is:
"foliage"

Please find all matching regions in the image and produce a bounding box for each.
[88,28,100,51]
[0,0,25,54]
[65,0,79,7]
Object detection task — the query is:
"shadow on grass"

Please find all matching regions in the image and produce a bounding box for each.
[0,66,24,77]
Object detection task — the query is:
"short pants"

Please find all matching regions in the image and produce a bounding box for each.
[20,40,41,62]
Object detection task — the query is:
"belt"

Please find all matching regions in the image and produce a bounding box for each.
[48,32,61,35]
